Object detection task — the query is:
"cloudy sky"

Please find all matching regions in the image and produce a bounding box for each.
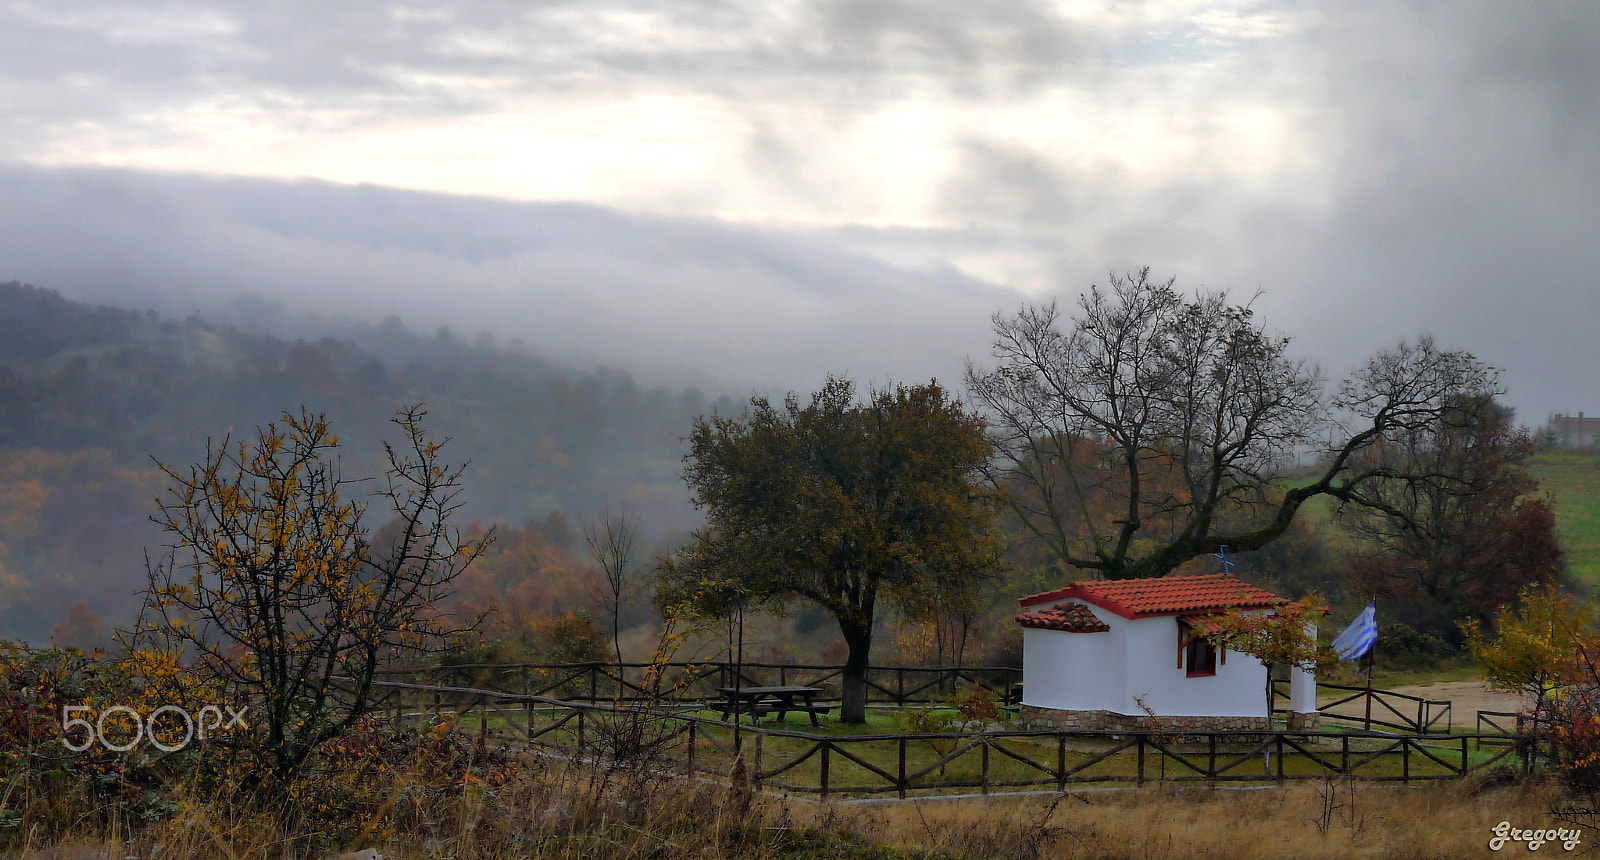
[1,1,1596,420]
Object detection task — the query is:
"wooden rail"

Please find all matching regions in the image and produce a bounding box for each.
[364,679,1536,799]
[1273,679,1452,734]
[374,662,1025,707]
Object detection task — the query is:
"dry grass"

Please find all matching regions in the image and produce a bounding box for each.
[6,757,1579,860]
[7,758,788,860]
[824,773,1573,859]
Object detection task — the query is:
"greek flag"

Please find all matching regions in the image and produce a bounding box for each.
[1331,602,1377,661]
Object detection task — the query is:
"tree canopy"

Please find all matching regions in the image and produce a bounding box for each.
[1340,400,1563,636]
[965,268,1500,581]
[656,377,1003,723]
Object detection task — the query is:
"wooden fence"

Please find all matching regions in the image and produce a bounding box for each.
[1477,710,1525,736]
[367,679,1538,800]
[375,662,1024,708]
[1273,679,1452,734]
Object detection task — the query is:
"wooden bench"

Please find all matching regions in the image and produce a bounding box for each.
[712,697,781,720]
[712,685,831,725]
[764,703,834,723]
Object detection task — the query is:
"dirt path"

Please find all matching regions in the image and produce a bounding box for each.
[1384,680,1527,716]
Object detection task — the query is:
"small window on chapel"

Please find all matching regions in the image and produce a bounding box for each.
[1185,636,1217,677]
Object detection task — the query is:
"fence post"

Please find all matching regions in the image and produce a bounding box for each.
[681,719,694,773]
[981,738,990,795]
[1402,739,1410,783]
[897,668,905,706]
[821,740,831,799]
[578,708,586,750]
[1460,736,1468,776]
[1342,735,1349,776]
[755,729,764,789]
[1058,734,1068,791]
[479,695,488,741]
[1136,735,1145,787]
[589,667,598,703]
[1208,734,1217,788]
[527,699,534,741]
[898,736,907,799]
[1275,734,1284,783]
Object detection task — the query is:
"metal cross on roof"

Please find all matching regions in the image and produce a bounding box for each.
[1214,545,1236,575]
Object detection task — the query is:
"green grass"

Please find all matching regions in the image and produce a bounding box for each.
[1527,452,1600,590]
[1364,659,1481,689]
[466,705,1507,798]
[1282,454,1600,593]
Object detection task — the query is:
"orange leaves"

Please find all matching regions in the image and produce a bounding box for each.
[1197,595,1338,672]
[130,404,492,795]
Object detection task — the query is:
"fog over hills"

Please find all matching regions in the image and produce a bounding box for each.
[1,164,1024,397]
[4,153,1596,430]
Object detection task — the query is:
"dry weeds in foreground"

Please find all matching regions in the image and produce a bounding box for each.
[7,770,1577,860]
[830,775,1574,859]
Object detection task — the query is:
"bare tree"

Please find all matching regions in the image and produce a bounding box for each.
[129,405,491,790]
[585,504,639,669]
[966,268,1497,580]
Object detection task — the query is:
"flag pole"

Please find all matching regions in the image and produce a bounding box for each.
[1363,598,1375,731]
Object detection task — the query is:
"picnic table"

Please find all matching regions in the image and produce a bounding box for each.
[714,685,831,726]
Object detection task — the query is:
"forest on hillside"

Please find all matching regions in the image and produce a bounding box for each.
[1,278,1580,675]
[0,280,721,644]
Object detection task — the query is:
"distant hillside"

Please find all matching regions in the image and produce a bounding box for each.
[1526,452,1600,590]
[0,280,723,643]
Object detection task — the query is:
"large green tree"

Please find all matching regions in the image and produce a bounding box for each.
[658,377,1003,723]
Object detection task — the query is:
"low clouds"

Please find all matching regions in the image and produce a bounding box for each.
[1,1,1597,421]
[0,164,1023,393]
[1260,3,1600,418]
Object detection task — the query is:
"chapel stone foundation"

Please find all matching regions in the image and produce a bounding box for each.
[1020,704,1271,733]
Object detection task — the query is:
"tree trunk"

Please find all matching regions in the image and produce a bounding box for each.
[840,623,873,724]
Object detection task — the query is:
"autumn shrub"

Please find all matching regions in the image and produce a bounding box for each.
[1465,584,1592,736]
[896,704,960,736]
[1544,637,1600,800]
[258,714,521,846]
[891,686,1008,780]
[1551,704,1600,798]
[948,684,1009,730]
[1,653,524,856]
[0,642,222,847]
[1375,621,1455,663]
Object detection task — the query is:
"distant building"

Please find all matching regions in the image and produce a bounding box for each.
[1016,573,1318,732]
[1547,412,1600,449]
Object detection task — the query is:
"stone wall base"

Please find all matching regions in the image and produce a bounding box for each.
[1286,711,1321,731]
[1020,704,1269,733]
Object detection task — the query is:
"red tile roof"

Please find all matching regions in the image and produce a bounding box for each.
[1016,601,1111,632]
[1018,573,1285,620]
